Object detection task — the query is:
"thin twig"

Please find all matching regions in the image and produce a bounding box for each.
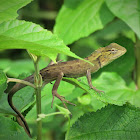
[7,78,36,88]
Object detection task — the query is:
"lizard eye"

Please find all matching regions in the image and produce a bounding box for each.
[109,48,118,54]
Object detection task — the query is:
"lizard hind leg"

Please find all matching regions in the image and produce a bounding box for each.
[51,72,76,110]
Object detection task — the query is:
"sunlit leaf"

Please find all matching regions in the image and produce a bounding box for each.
[0,0,32,23]
[0,20,82,62]
[54,1,114,44]
[106,0,140,39]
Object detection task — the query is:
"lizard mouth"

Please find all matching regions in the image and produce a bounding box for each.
[112,47,127,59]
[121,47,127,54]
[100,47,127,68]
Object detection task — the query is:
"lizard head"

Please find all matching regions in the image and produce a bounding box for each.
[99,43,127,67]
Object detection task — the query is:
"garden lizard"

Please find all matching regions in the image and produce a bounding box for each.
[8,43,126,137]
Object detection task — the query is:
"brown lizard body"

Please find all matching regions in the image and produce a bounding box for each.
[8,43,126,137]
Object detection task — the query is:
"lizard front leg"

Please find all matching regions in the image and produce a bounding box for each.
[86,69,104,95]
[51,72,76,109]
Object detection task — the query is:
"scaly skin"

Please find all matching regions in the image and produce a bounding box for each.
[8,43,126,137]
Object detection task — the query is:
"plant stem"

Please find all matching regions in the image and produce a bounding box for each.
[36,86,42,140]
[7,78,36,88]
[27,51,43,139]
[135,37,140,89]
[34,57,42,140]
[65,116,71,140]
[38,112,64,119]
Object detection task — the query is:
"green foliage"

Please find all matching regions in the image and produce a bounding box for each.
[0,0,139,139]
[0,0,32,23]
[64,71,140,108]
[66,104,140,140]
[0,73,34,114]
[0,20,81,62]
[0,59,34,77]
[0,70,7,98]
[54,0,114,45]
[105,0,140,39]
[0,116,32,140]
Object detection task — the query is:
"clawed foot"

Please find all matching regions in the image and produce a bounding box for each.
[90,86,104,96]
[51,92,76,110]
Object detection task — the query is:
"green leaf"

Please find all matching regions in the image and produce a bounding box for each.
[66,105,140,140]
[0,73,34,114]
[105,0,140,39]
[63,72,139,107]
[78,94,91,105]
[54,0,114,45]
[0,116,32,140]
[56,104,71,117]
[0,86,34,114]
[63,73,125,106]
[0,20,81,62]
[93,72,134,103]
[129,90,140,108]
[94,19,135,40]
[0,70,7,98]
[0,0,32,23]
[0,59,34,77]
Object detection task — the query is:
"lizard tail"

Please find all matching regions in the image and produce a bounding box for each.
[8,94,31,137]
[8,84,32,137]
[8,75,34,137]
